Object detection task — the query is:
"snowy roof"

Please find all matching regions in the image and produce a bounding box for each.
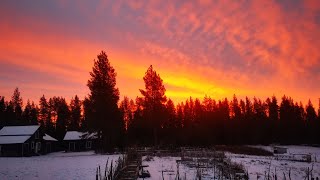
[43,134,58,141]
[63,131,97,141]
[0,135,31,144]
[0,125,40,136]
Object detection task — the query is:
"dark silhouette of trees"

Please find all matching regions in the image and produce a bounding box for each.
[11,88,23,124]
[22,100,38,125]
[69,95,81,131]
[0,96,5,127]
[305,100,318,144]
[81,97,91,131]
[139,65,167,145]
[87,51,123,152]
[119,96,133,131]
[51,97,70,140]
[2,59,320,147]
[39,95,50,130]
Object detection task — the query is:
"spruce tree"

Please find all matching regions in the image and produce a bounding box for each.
[140,65,167,145]
[70,95,81,131]
[87,51,122,152]
[39,95,49,128]
[11,88,23,124]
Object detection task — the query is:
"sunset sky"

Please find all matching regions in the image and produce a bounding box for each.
[1,0,320,106]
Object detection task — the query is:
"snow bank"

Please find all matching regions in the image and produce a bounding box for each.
[0,151,120,180]
[228,146,320,180]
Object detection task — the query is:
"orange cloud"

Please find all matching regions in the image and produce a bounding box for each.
[0,0,319,107]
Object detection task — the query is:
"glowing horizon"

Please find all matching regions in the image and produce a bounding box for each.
[1,0,320,107]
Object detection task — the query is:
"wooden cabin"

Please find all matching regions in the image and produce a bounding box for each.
[42,133,58,154]
[63,131,97,152]
[0,125,42,156]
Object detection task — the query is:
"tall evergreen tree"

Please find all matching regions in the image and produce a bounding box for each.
[305,99,317,143]
[69,95,81,131]
[0,96,5,127]
[139,65,167,145]
[11,88,23,124]
[87,51,122,151]
[30,102,39,125]
[81,97,91,131]
[39,95,49,128]
[120,96,133,131]
[51,97,70,140]
[22,100,32,124]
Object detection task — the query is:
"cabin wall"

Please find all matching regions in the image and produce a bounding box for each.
[0,144,23,157]
[64,139,97,152]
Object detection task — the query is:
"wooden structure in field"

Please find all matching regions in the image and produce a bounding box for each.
[43,133,58,154]
[63,131,97,152]
[0,125,42,156]
[273,146,287,154]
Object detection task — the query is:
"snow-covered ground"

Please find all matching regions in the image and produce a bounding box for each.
[227,146,320,180]
[1,146,319,180]
[140,146,320,179]
[0,151,120,180]
[139,156,211,180]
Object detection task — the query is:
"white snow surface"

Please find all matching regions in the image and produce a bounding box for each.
[227,146,320,180]
[0,125,39,136]
[139,156,214,180]
[0,151,120,180]
[139,146,320,179]
[43,134,58,141]
[0,135,31,144]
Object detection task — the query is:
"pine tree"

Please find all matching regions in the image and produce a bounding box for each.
[87,51,122,151]
[120,96,133,131]
[11,88,23,124]
[0,96,5,127]
[30,102,39,125]
[139,65,167,145]
[81,97,91,131]
[164,98,176,128]
[52,97,70,140]
[70,95,81,131]
[39,95,49,128]
[305,99,317,143]
[22,100,32,124]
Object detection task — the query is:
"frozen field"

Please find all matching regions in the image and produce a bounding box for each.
[140,146,320,179]
[0,146,319,180]
[0,151,120,180]
[228,145,320,179]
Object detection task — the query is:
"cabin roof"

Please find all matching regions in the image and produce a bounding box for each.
[43,134,58,141]
[63,131,97,141]
[0,125,40,136]
[0,135,31,144]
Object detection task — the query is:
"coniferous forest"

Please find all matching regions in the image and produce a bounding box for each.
[1,51,320,152]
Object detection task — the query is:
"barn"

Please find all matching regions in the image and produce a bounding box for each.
[0,125,42,156]
[63,131,97,152]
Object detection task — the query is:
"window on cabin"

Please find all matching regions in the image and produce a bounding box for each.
[31,142,34,149]
[86,141,92,149]
[37,142,41,151]
[35,131,39,139]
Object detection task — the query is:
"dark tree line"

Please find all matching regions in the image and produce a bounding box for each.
[124,92,320,146]
[1,51,320,152]
[0,90,82,141]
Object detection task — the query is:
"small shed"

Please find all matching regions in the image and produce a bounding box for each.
[63,131,97,152]
[0,125,42,156]
[43,133,58,154]
[273,146,287,154]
